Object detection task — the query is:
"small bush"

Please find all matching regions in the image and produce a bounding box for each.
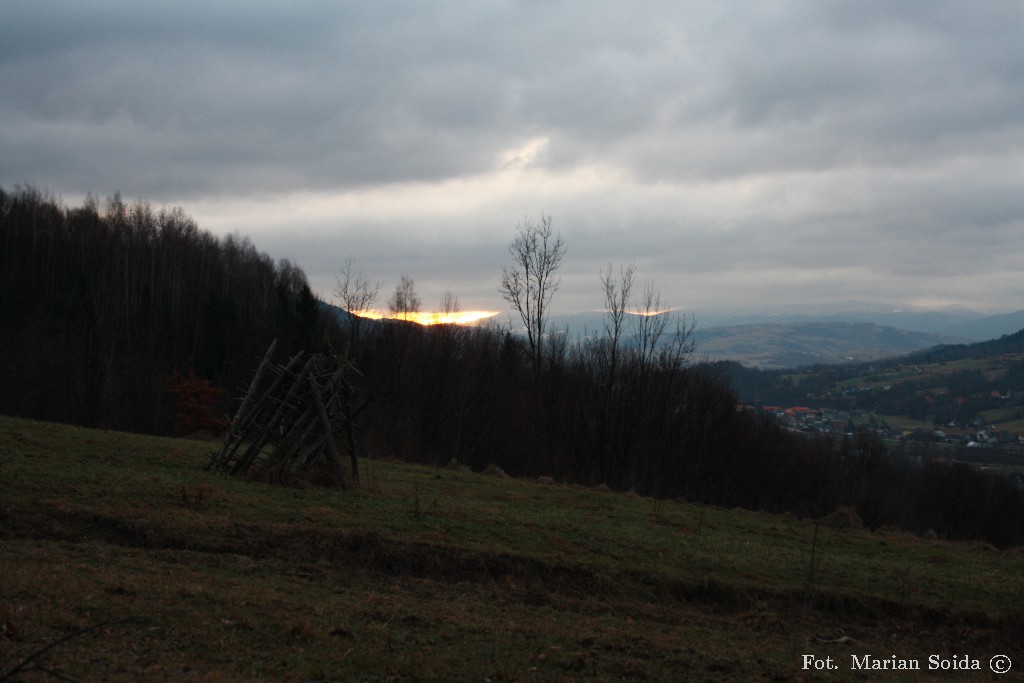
[823,506,863,529]
[482,463,508,478]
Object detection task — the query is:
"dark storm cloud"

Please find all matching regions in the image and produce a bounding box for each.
[0,2,524,196]
[2,1,1023,313]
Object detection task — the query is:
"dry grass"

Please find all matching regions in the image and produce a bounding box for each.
[2,415,1023,681]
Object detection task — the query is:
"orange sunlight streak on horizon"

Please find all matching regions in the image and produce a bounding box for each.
[353,310,500,326]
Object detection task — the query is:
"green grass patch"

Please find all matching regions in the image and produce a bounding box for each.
[874,414,937,433]
[3,416,1023,681]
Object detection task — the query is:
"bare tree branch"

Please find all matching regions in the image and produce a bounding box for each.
[600,262,636,382]
[498,215,565,375]
[388,274,421,318]
[333,258,380,346]
[440,289,460,317]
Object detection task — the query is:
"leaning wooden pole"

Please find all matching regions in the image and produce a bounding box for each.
[227,349,305,447]
[340,375,361,484]
[308,374,347,487]
[208,347,368,487]
[208,339,277,471]
[228,354,312,476]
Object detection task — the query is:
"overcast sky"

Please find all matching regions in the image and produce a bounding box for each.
[3,1,1023,316]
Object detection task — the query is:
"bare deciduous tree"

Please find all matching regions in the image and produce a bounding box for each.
[632,281,696,373]
[600,262,636,382]
[440,289,460,318]
[634,282,668,368]
[499,215,565,375]
[333,258,380,347]
[388,274,421,319]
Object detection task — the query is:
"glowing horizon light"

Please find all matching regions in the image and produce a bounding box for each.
[597,308,674,317]
[352,310,500,326]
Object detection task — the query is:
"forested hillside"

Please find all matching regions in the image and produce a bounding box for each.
[338,315,1024,548]
[3,185,1022,547]
[0,186,330,433]
[714,330,1024,424]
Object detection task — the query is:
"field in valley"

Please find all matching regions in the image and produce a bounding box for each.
[2,416,1022,681]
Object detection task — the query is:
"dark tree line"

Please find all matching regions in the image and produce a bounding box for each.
[3,186,1021,546]
[338,313,1023,547]
[0,185,328,433]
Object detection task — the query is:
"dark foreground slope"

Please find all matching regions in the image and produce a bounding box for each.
[2,416,1022,681]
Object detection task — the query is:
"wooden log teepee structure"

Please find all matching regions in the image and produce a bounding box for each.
[207,341,369,487]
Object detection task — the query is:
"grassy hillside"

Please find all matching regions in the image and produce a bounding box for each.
[725,339,1024,440]
[2,416,1022,681]
[807,352,1024,437]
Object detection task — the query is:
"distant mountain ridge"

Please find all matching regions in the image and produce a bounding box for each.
[327,304,1024,370]
[903,326,1024,364]
[547,306,1024,370]
[692,322,965,368]
[687,306,1024,341]
[955,310,1024,341]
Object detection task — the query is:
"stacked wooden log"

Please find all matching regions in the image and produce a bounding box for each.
[206,340,369,487]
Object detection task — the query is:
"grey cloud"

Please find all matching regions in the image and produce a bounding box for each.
[2,1,1023,315]
[5,1,1022,192]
